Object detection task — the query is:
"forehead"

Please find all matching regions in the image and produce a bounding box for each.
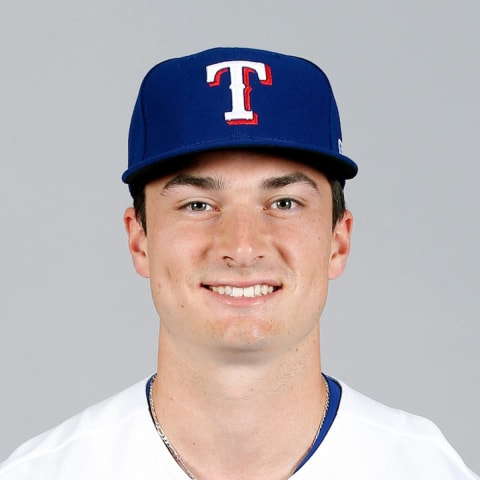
[147,149,331,189]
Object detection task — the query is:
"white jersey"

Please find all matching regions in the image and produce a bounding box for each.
[0,377,477,479]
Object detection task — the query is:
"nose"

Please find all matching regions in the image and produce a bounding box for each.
[216,207,268,267]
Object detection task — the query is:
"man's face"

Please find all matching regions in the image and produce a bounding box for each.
[125,150,352,362]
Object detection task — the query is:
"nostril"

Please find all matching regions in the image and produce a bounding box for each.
[222,255,265,268]
[223,256,234,268]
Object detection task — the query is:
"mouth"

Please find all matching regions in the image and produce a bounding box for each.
[205,284,279,298]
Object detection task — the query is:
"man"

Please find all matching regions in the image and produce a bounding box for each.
[0,47,477,479]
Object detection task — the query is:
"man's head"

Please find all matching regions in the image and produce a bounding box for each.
[123,48,357,356]
[123,47,357,233]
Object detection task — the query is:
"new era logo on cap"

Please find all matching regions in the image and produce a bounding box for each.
[123,47,358,187]
[206,60,273,125]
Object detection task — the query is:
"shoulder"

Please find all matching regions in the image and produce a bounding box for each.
[337,380,445,438]
[305,379,479,479]
[0,378,159,479]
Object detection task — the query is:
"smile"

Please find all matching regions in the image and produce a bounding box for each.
[208,284,276,298]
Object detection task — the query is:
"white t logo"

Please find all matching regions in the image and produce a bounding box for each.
[206,60,272,125]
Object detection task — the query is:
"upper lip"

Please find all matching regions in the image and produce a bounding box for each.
[202,280,281,289]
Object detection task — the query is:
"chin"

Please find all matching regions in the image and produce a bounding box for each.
[208,321,283,359]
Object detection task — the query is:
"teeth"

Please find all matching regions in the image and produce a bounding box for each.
[210,284,275,298]
[244,286,254,298]
[232,287,243,297]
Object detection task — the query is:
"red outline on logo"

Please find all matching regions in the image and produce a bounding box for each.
[208,64,273,126]
[227,65,273,126]
[209,67,229,87]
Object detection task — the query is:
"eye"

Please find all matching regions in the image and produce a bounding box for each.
[271,198,299,210]
[186,201,213,212]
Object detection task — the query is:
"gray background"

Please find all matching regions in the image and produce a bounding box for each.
[1,0,479,472]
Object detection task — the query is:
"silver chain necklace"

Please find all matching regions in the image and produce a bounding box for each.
[148,373,330,480]
[148,374,196,479]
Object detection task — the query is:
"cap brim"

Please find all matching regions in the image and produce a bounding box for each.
[122,139,357,186]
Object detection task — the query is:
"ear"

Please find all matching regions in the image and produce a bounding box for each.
[329,210,353,280]
[123,207,150,278]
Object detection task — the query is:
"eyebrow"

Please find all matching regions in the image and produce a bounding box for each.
[161,172,318,193]
[162,174,225,193]
[260,173,319,191]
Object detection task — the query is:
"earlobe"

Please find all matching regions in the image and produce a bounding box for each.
[329,210,353,280]
[123,207,150,278]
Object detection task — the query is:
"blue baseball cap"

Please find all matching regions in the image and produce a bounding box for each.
[123,47,358,187]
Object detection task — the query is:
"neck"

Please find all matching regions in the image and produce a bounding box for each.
[152,328,326,480]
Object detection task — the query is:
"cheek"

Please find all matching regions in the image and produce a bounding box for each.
[281,221,332,269]
[148,260,189,321]
[149,255,183,291]
[289,230,332,304]
[147,230,204,297]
